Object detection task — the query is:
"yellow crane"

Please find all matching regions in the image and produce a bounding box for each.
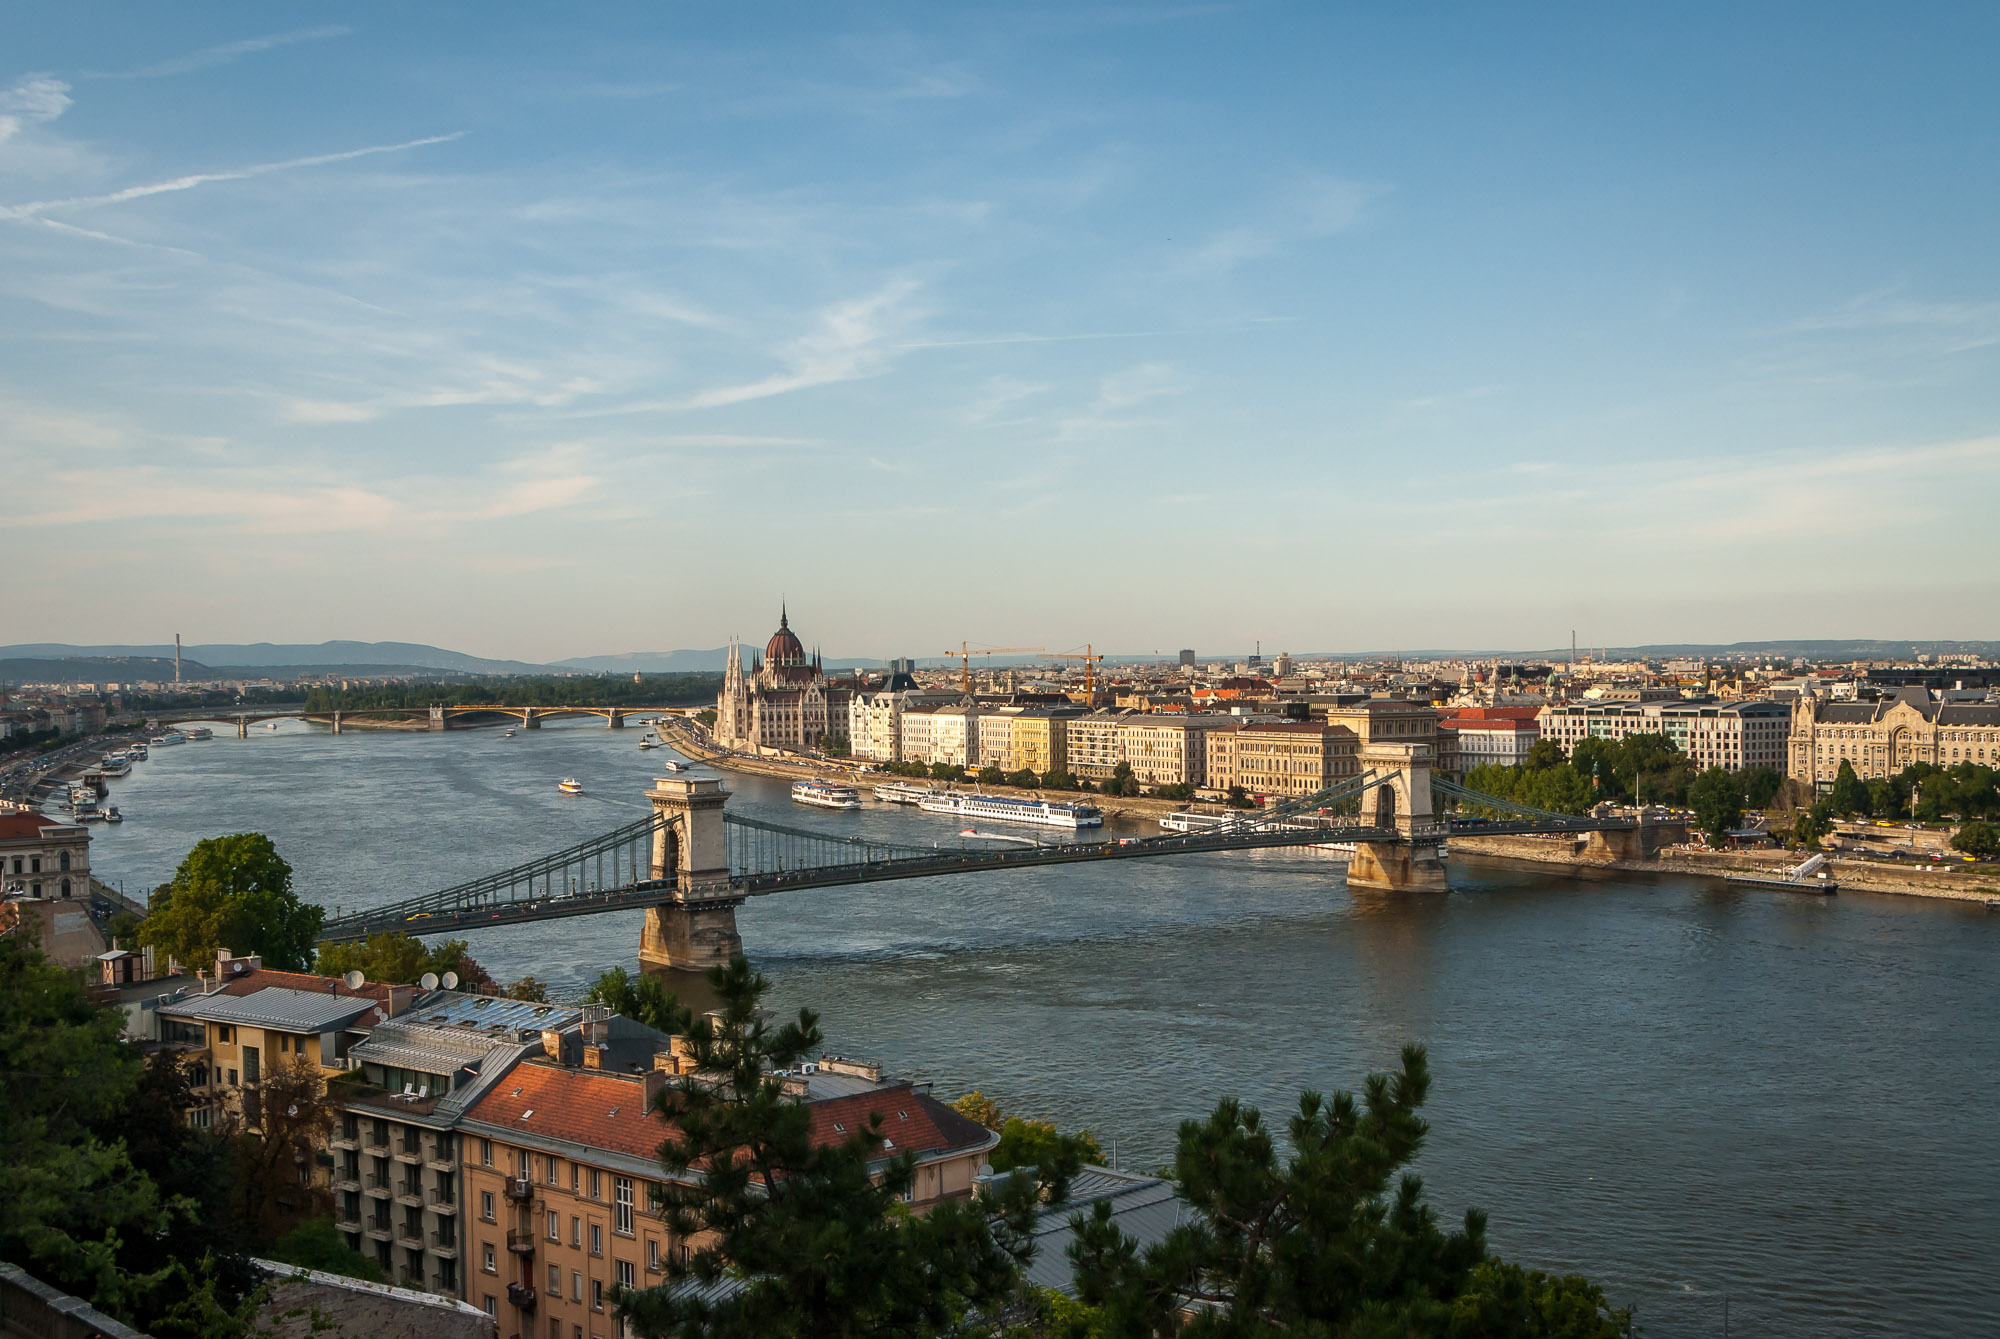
[1042,645,1106,697]
[943,642,1045,693]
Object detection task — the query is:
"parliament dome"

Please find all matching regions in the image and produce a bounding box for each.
[764,607,807,666]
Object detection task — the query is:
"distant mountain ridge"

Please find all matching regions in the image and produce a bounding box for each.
[1,641,551,676]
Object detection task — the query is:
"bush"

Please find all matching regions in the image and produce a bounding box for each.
[1953,821,1999,858]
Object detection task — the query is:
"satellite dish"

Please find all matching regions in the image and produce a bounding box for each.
[420,972,440,991]
[343,970,364,990]
[441,971,460,990]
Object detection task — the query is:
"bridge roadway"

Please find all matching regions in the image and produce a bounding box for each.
[316,812,1642,944]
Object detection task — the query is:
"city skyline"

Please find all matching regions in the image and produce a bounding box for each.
[5,5,1999,660]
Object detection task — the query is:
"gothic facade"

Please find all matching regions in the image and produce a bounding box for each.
[715,607,834,752]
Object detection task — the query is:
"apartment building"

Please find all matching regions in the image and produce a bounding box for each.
[332,994,599,1294]
[1212,722,1360,798]
[973,710,1014,771]
[1114,714,1235,788]
[927,706,982,769]
[1006,710,1069,776]
[899,705,939,765]
[460,1042,996,1336]
[1065,710,1133,780]
[1437,709,1541,779]
[1788,687,2000,789]
[0,810,90,900]
[1539,699,1790,773]
[848,689,962,763]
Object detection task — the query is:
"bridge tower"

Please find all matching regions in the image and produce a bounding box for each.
[638,776,743,972]
[429,705,447,731]
[607,709,624,729]
[522,708,540,730]
[1347,742,1449,892]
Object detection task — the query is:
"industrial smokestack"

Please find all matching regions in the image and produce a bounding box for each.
[175,634,182,684]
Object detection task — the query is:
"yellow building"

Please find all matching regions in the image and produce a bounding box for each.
[1789,688,2000,789]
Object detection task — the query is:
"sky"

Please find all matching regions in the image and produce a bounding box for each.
[3,3,1998,663]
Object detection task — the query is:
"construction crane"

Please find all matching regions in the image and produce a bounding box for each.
[943,642,1044,693]
[1042,645,1106,697]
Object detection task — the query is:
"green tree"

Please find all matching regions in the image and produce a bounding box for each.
[1952,820,1999,858]
[228,1055,336,1242]
[267,1217,385,1283]
[952,1090,1004,1130]
[1739,767,1784,809]
[1152,782,1196,802]
[1068,1045,1629,1339]
[138,834,323,972]
[584,965,691,1035]
[506,976,551,1002]
[1865,778,1899,818]
[0,923,263,1336]
[616,958,1038,1338]
[313,931,428,984]
[978,765,1008,787]
[1790,800,1834,851]
[1827,760,1868,816]
[1008,768,1042,790]
[1102,762,1141,798]
[992,1116,1105,1205]
[1688,768,1745,845]
[931,761,968,782]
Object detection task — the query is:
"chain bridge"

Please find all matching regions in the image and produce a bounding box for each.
[318,744,1680,970]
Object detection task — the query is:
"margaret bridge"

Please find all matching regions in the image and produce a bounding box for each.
[318,741,1683,971]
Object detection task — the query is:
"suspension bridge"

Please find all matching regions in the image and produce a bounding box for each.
[318,742,1680,969]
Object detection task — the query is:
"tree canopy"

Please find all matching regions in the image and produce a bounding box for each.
[312,930,495,990]
[137,834,322,973]
[617,958,1037,1338]
[584,965,691,1035]
[1067,1045,1629,1339]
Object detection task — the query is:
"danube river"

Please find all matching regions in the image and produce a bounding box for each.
[85,720,1998,1337]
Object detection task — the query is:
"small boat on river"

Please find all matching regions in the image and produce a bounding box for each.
[558,777,584,795]
[792,779,861,811]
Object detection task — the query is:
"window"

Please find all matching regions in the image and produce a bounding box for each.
[548,1209,560,1240]
[482,1295,497,1318]
[588,1169,601,1200]
[480,1191,495,1221]
[616,1259,634,1290]
[227,1068,238,1086]
[589,1223,602,1256]
[242,1047,260,1085]
[571,1270,583,1302]
[591,1279,604,1311]
[548,1263,560,1292]
[483,1244,496,1273]
[438,1259,456,1292]
[647,1239,660,1272]
[481,1138,493,1166]
[546,1155,561,1186]
[614,1178,633,1233]
[571,1216,581,1247]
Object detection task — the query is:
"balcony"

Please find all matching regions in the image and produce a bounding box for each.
[394,1140,424,1164]
[429,1231,459,1257]
[364,1173,393,1196]
[505,1283,537,1311]
[363,1220,393,1241]
[505,1229,536,1256]
[501,1177,536,1204]
[424,1144,457,1172]
[333,1203,361,1228]
[426,1187,458,1212]
[364,1129,389,1150]
[397,1269,427,1291]
[330,1171,361,1194]
[395,1223,424,1247]
[330,1129,360,1151]
[394,1182,425,1208]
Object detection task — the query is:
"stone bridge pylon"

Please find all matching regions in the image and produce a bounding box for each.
[638,776,745,972]
[1346,742,1449,892]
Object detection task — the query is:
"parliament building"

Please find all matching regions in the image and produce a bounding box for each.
[714,606,843,753]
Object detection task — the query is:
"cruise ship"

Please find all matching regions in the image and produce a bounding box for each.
[792,779,862,811]
[149,731,185,746]
[1159,810,1236,833]
[99,754,133,777]
[183,726,214,741]
[919,792,1102,829]
[872,781,941,805]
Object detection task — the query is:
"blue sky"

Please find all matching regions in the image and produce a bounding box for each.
[4,4,1997,662]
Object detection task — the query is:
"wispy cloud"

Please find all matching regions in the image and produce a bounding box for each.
[0,74,71,145]
[1175,173,1385,276]
[89,26,351,80]
[681,279,923,410]
[0,133,465,222]
[1055,363,1184,439]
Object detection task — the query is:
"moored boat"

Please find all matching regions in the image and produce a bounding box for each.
[104,806,123,823]
[1160,809,1233,833]
[660,759,690,773]
[791,779,862,811]
[183,726,213,741]
[149,731,185,746]
[873,781,940,805]
[920,791,1102,829]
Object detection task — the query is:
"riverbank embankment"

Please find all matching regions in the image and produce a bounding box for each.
[1452,832,1999,903]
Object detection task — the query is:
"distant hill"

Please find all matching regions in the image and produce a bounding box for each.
[555,648,882,673]
[0,641,552,676]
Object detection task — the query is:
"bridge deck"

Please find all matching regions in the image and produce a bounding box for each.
[316,813,1641,942]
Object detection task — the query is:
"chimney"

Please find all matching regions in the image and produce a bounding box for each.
[542,1029,565,1062]
[583,1044,607,1070]
[175,634,182,685]
[643,1068,667,1106]
[652,1051,679,1076]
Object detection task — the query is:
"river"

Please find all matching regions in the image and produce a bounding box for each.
[82,720,2000,1337]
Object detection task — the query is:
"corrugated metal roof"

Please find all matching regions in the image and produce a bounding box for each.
[1026,1169,1187,1294]
[158,986,381,1031]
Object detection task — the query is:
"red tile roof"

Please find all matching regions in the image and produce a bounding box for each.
[463,1061,994,1168]
[465,1060,668,1162]
[0,812,75,840]
[211,966,407,1013]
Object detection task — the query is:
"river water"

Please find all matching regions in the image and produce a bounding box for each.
[84,721,1999,1337]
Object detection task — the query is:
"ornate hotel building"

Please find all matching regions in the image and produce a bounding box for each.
[1788,687,2000,790]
